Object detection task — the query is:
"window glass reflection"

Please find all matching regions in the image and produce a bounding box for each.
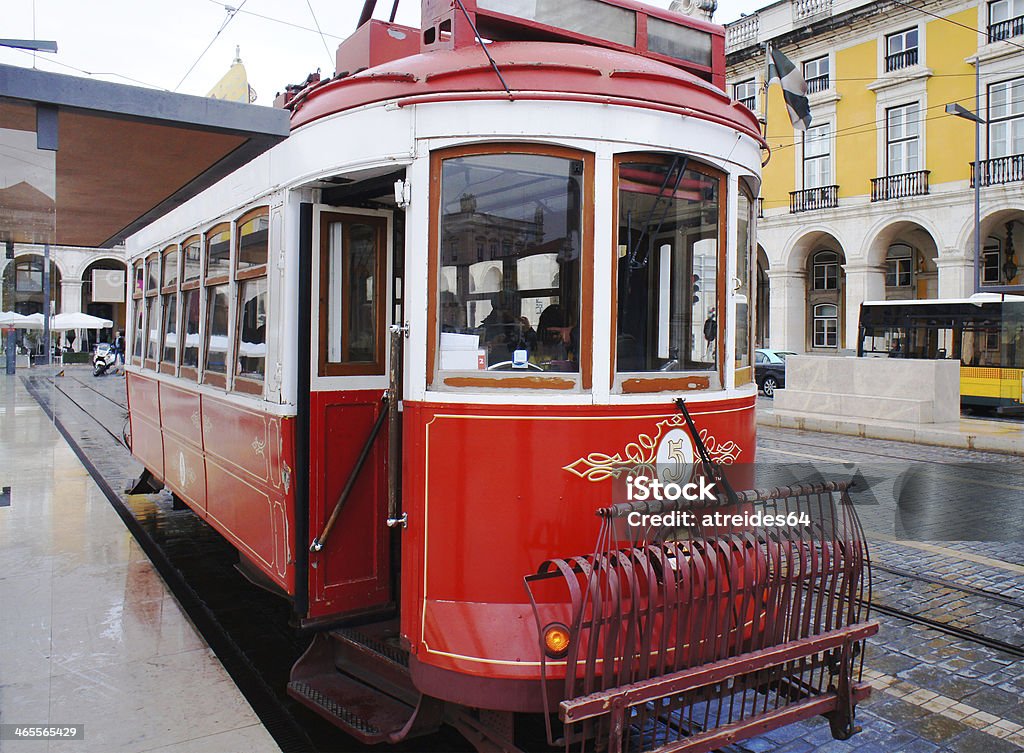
[205,285,229,374]
[616,157,719,373]
[181,289,200,369]
[438,152,583,373]
[237,278,267,381]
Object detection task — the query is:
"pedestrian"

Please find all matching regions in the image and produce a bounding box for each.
[114,330,125,372]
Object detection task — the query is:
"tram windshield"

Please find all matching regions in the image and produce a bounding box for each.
[437,151,583,374]
[615,157,720,374]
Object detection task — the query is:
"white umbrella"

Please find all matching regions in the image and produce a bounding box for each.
[50,312,114,330]
[0,311,26,326]
[16,313,45,329]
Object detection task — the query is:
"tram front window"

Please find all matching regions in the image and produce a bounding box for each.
[436,151,583,374]
[616,157,720,374]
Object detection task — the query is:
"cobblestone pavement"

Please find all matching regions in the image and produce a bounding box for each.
[21,369,1024,753]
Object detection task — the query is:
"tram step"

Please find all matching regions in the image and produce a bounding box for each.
[289,628,441,743]
[288,674,417,744]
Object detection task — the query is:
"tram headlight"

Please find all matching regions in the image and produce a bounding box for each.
[543,622,571,659]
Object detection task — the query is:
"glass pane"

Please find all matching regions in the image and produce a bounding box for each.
[162,251,178,289]
[236,278,267,381]
[181,289,200,369]
[146,258,159,293]
[734,193,753,370]
[162,293,178,363]
[347,224,376,363]
[146,297,160,360]
[183,239,201,282]
[237,213,269,272]
[205,284,230,374]
[616,158,719,373]
[647,16,712,67]
[134,264,144,296]
[438,152,583,373]
[477,0,635,46]
[206,227,231,279]
[132,303,144,358]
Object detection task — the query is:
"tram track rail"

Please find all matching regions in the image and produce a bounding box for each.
[864,600,1024,659]
[873,562,1024,609]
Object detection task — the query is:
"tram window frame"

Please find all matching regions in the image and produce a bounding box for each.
[203,222,232,388]
[179,235,203,382]
[611,152,725,394]
[319,211,389,377]
[131,260,144,365]
[204,223,232,286]
[234,207,270,395]
[734,181,756,387]
[160,244,180,375]
[143,252,161,371]
[427,143,595,391]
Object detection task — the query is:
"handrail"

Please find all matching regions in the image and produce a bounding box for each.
[310,393,390,552]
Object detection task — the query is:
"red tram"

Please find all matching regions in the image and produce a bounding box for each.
[123,2,876,750]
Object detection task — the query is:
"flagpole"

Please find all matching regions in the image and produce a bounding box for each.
[763,42,772,141]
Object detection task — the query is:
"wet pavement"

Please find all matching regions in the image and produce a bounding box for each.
[5,366,1023,753]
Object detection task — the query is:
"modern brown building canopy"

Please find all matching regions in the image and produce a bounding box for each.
[0,62,290,248]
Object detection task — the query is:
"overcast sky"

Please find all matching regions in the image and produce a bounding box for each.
[1,1,762,106]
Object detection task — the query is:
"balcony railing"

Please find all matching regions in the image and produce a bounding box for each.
[970,154,1024,187]
[757,197,764,218]
[725,14,759,52]
[738,95,756,110]
[789,185,839,213]
[793,0,832,20]
[806,74,830,94]
[871,170,930,201]
[885,47,918,72]
[988,15,1024,43]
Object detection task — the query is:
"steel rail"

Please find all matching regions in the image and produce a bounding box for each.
[873,563,1024,609]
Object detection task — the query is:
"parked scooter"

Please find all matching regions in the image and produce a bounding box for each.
[93,342,116,376]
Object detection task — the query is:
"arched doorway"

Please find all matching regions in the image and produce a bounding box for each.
[978,211,1024,288]
[756,246,769,348]
[81,258,127,351]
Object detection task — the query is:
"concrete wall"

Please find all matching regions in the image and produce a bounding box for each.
[774,355,960,423]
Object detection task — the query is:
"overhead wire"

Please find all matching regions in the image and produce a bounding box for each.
[175,0,249,92]
[304,0,336,70]
[6,46,168,89]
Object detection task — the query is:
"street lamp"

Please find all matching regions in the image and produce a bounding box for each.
[945,62,985,293]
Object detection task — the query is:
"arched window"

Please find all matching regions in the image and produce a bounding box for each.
[203,223,231,387]
[885,243,913,287]
[812,251,838,290]
[160,244,180,372]
[813,303,838,348]
[234,208,270,394]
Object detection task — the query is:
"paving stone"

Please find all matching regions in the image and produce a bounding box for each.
[903,713,971,744]
[943,728,1024,753]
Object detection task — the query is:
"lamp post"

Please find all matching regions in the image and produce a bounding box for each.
[945,63,984,294]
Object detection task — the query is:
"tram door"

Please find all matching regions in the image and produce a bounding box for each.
[309,208,398,619]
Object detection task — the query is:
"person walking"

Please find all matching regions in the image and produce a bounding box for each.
[113,330,125,373]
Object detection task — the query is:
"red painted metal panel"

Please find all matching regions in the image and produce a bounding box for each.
[161,431,207,511]
[400,396,756,680]
[126,372,164,480]
[307,390,392,619]
[158,382,203,447]
[206,458,281,577]
[201,395,271,483]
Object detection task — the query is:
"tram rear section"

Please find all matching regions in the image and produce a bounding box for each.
[121,1,876,750]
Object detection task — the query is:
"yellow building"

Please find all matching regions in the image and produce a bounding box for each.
[726,0,1024,352]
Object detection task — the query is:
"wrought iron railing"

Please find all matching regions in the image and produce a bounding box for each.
[790,185,839,213]
[885,47,918,72]
[871,170,930,201]
[738,95,757,111]
[757,197,764,218]
[806,74,830,94]
[988,15,1024,42]
[971,154,1024,186]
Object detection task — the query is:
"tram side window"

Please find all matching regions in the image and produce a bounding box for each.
[145,254,161,365]
[161,246,179,372]
[182,236,201,284]
[962,325,1002,367]
[616,156,720,375]
[205,285,230,380]
[435,151,584,378]
[321,213,387,375]
[206,225,231,281]
[131,299,144,361]
[734,188,755,382]
[234,209,269,392]
[181,289,201,370]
